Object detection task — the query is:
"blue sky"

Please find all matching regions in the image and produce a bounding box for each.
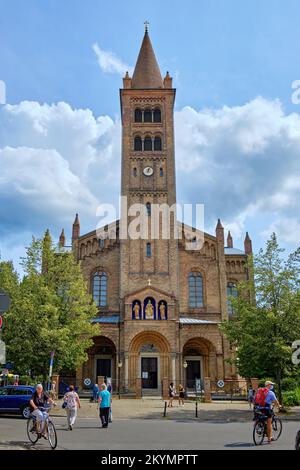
[2,0,300,114]
[0,0,300,270]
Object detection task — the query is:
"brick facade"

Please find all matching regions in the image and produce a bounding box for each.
[70,29,251,395]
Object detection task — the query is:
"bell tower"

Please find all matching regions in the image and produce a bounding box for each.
[120,26,179,302]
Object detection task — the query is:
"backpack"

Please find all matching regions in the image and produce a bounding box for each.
[255,387,269,407]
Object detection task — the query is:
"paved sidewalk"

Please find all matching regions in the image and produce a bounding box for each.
[52,398,300,422]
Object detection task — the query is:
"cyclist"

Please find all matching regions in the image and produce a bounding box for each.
[29,384,54,437]
[254,381,281,444]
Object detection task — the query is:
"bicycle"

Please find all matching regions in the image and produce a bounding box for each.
[253,406,282,446]
[27,405,57,450]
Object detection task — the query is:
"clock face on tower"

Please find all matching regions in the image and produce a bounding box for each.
[143,166,154,177]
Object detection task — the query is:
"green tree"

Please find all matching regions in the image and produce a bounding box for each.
[0,259,19,298]
[221,234,300,403]
[2,231,99,379]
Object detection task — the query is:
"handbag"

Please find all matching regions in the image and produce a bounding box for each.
[62,401,67,409]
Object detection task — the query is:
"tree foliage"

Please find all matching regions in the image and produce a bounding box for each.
[0,232,99,378]
[221,234,300,401]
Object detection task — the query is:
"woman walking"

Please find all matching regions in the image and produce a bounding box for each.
[63,385,81,431]
[168,382,176,408]
[178,384,185,406]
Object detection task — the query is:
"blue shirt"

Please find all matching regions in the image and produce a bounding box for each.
[265,390,277,406]
[99,390,111,408]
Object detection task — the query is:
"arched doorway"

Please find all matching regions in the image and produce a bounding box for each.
[129,332,171,392]
[182,338,216,390]
[87,336,117,384]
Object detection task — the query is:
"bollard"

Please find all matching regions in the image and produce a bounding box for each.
[163,401,167,418]
[196,401,198,418]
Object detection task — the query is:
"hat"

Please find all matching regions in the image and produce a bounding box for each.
[265,381,275,387]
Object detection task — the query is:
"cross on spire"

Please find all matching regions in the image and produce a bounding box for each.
[144,21,150,33]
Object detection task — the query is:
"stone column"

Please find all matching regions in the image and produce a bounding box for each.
[136,378,142,399]
[204,377,212,403]
[209,353,217,381]
[217,354,225,379]
[162,377,169,400]
[171,354,176,385]
[124,353,129,391]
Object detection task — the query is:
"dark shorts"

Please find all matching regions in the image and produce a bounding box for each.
[261,406,272,418]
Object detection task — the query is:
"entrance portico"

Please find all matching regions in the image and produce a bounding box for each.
[182,338,217,389]
[128,331,171,393]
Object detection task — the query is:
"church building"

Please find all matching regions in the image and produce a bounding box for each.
[60,27,253,396]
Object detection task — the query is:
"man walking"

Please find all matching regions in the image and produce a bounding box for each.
[97,383,111,428]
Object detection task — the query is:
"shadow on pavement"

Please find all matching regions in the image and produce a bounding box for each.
[225,442,255,449]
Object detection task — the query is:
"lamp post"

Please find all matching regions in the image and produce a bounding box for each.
[118,362,123,400]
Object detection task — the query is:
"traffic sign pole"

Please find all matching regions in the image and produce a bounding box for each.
[48,351,55,391]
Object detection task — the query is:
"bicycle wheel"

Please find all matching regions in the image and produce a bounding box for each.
[253,421,265,446]
[47,419,57,450]
[272,416,283,441]
[27,418,39,444]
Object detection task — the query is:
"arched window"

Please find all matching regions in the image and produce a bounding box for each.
[135,108,143,123]
[93,272,107,307]
[146,202,151,216]
[160,167,164,177]
[227,282,238,317]
[189,272,204,308]
[154,108,161,123]
[154,136,162,151]
[133,167,137,177]
[144,136,153,152]
[144,109,152,123]
[99,239,105,249]
[134,136,143,151]
[146,243,152,258]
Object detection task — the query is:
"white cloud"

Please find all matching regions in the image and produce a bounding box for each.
[175,97,300,245]
[261,217,300,244]
[0,101,121,236]
[0,96,299,264]
[93,43,133,77]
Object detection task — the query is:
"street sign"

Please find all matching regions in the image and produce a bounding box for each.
[0,291,10,314]
[84,378,92,387]
[217,380,225,389]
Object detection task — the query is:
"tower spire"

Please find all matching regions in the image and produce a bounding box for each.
[244,232,253,255]
[59,228,66,247]
[227,231,233,248]
[131,26,163,89]
[72,213,80,242]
